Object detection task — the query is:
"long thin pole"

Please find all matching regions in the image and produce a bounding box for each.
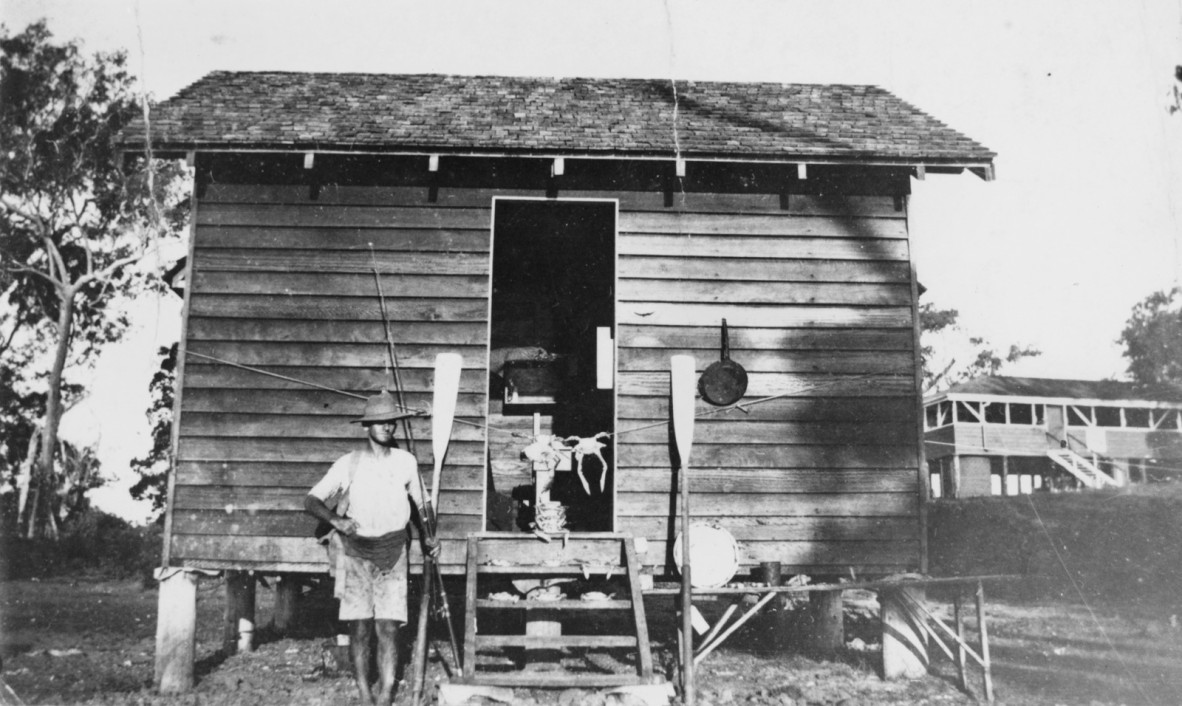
[976,581,994,703]
[370,260,462,681]
[671,355,697,706]
[185,351,367,400]
[409,567,432,705]
[372,262,417,457]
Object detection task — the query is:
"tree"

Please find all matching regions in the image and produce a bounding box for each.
[1118,286,1182,385]
[129,343,177,517]
[0,21,187,537]
[920,302,1041,394]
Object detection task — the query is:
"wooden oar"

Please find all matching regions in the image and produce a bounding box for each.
[428,353,464,667]
[431,353,463,510]
[671,354,697,706]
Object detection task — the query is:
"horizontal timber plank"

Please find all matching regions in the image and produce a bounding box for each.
[619,256,911,284]
[617,395,914,422]
[176,461,482,489]
[178,559,329,574]
[613,442,918,468]
[619,279,911,306]
[182,389,488,417]
[619,193,901,217]
[186,340,486,369]
[171,510,317,537]
[171,486,483,514]
[619,235,909,261]
[476,540,625,567]
[475,636,636,648]
[476,599,633,610]
[169,535,469,566]
[617,372,915,398]
[182,366,488,394]
[616,468,918,494]
[616,303,912,328]
[621,515,919,542]
[618,212,907,238]
[182,412,487,441]
[187,318,488,345]
[197,226,490,252]
[642,539,919,567]
[617,326,913,351]
[203,185,902,218]
[618,419,915,446]
[194,271,488,298]
[198,203,491,229]
[615,491,918,517]
[194,249,490,275]
[188,295,488,322]
[171,510,483,537]
[618,349,913,375]
[455,675,648,688]
[177,437,486,464]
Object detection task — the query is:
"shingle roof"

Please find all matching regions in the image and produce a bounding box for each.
[936,377,1182,404]
[121,72,995,164]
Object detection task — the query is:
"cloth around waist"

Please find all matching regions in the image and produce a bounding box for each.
[341,528,408,572]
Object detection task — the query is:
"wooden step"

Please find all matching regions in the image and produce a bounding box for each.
[453,673,653,688]
[477,564,624,576]
[458,532,657,688]
[477,598,633,610]
[475,635,638,648]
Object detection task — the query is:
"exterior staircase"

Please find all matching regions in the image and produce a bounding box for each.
[453,532,661,689]
[1046,447,1121,488]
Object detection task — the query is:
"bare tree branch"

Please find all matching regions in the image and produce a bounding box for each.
[7,264,65,290]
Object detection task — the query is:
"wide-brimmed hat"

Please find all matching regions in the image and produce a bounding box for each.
[352,390,417,424]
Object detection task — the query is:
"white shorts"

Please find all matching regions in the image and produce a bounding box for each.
[337,548,409,622]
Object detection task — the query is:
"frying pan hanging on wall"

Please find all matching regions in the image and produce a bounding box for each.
[698,319,748,406]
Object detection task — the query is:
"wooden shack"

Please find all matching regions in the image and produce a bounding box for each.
[925,376,1182,497]
[124,72,995,688]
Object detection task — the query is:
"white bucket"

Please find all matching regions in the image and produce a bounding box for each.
[673,523,740,588]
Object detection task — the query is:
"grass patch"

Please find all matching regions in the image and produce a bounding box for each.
[0,509,162,583]
[928,485,1182,607]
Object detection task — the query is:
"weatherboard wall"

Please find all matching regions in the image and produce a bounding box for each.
[165,155,924,576]
[611,168,923,576]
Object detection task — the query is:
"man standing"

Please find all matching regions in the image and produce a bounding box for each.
[305,390,440,705]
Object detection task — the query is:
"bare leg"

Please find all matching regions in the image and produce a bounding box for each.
[350,619,375,704]
[375,619,400,705]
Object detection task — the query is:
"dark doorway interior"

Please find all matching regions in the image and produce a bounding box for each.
[488,200,616,532]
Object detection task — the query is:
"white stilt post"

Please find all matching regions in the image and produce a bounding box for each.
[155,568,199,694]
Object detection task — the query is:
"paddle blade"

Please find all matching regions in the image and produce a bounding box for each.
[671,355,696,468]
[431,353,463,481]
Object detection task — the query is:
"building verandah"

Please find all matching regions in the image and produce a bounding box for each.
[923,377,1182,498]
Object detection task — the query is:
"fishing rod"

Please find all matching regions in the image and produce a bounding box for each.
[368,253,462,681]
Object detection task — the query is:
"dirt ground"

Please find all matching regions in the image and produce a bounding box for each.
[3,576,1181,706]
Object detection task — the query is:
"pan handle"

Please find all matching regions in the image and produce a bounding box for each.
[721,319,730,362]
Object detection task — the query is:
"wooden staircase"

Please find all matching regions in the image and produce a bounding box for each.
[453,532,660,688]
[1046,448,1120,488]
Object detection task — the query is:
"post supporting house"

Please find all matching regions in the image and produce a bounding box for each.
[120,72,995,692]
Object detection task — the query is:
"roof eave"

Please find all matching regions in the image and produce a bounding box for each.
[121,139,995,176]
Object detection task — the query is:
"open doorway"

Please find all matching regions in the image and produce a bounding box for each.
[485,199,616,533]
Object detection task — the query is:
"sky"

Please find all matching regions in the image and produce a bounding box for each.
[5,0,1182,521]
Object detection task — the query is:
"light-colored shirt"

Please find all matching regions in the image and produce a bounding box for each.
[308,448,424,537]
